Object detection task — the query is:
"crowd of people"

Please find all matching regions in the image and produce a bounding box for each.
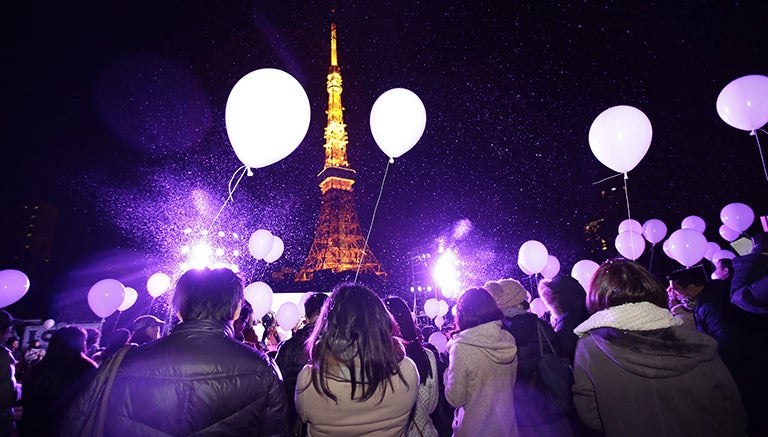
[0,232,765,436]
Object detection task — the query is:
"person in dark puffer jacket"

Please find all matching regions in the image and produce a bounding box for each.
[62,267,289,437]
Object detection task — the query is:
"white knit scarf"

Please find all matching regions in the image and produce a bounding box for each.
[573,301,682,338]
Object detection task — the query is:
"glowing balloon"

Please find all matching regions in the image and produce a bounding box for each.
[571,260,599,292]
[248,229,274,260]
[276,302,302,330]
[716,74,768,131]
[87,279,125,319]
[519,263,535,276]
[263,236,284,263]
[147,272,171,298]
[118,287,138,311]
[713,249,736,262]
[588,105,653,173]
[662,239,673,259]
[615,231,646,260]
[244,281,273,320]
[42,319,55,330]
[704,242,721,261]
[668,229,707,267]
[642,219,668,245]
[518,240,549,274]
[719,224,740,242]
[437,300,450,317]
[369,88,426,159]
[0,269,30,308]
[424,298,439,319]
[530,297,548,318]
[225,68,310,169]
[720,203,755,233]
[681,215,706,233]
[428,332,448,354]
[434,315,445,329]
[541,255,561,279]
[618,219,643,234]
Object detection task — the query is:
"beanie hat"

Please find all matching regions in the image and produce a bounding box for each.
[485,278,528,310]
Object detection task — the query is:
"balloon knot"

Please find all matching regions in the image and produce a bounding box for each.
[246,168,254,176]
[389,157,395,164]
[750,130,756,136]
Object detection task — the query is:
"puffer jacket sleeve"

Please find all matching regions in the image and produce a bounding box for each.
[258,361,290,437]
[572,336,603,433]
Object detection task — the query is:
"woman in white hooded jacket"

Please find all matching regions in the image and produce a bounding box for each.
[445,287,519,437]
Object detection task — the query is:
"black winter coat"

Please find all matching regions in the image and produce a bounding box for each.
[63,319,289,437]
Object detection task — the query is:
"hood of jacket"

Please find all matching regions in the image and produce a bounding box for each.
[448,320,517,365]
[586,326,720,378]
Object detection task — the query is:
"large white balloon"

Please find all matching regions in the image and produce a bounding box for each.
[720,202,755,233]
[225,68,311,168]
[588,105,653,173]
[428,332,448,354]
[618,219,643,234]
[716,74,768,131]
[681,215,706,233]
[249,229,274,260]
[667,229,707,267]
[87,279,125,319]
[147,272,172,298]
[263,236,284,263]
[244,282,273,320]
[615,230,646,260]
[276,302,302,330]
[518,240,549,274]
[541,255,561,279]
[712,249,736,262]
[369,88,426,159]
[719,224,740,242]
[424,298,440,319]
[118,287,138,311]
[571,260,600,292]
[0,269,30,308]
[642,219,667,245]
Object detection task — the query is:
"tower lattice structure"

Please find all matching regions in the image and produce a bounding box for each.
[296,23,387,283]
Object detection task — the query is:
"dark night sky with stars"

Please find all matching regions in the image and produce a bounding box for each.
[2,1,768,322]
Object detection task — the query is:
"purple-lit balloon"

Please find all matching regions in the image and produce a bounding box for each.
[667,229,707,267]
[704,242,721,261]
[541,255,561,279]
[720,202,754,233]
[588,105,652,173]
[147,272,172,298]
[42,319,55,330]
[712,249,736,262]
[370,88,427,159]
[276,302,301,330]
[716,74,768,131]
[0,269,30,308]
[618,219,643,234]
[248,229,274,260]
[244,282,273,320]
[529,297,548,318]
[681,215,706,233]
[571,260,599,292]
[118,287,138,312]
[518,240,549,275]
[424,298,440,319]
[719,224,740,242]
[437,300,450,317]
[615,231,646,260]
[263,236,284,263]
[87,279,125,319]
[642,219,667,245]
[428,332,448,354]
[662,239,673,259]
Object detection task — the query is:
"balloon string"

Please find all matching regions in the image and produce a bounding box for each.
[209,165,249,231]
[752,129,768,185]
[622,173,636,260]
[355,159,391,283]
[592,172,623,185]
[648,243,655,272]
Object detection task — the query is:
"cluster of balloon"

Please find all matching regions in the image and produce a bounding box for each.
[589,105,653,175]
[248,229,285,263]
[244,281,273,320]
[716,75,768,133]
[88,279,126,319]
[0,269,30,308]
[517,240,550,276]
[370,88,427,161]
[720,202,755,239]
[276,302,302,330]
[658,214,708,267]
[147,272,172,298]
[615,219,646,260]
[571,260,599,292]
[424,298,450,328]
[118,287,138,312]
[225,68,311,170]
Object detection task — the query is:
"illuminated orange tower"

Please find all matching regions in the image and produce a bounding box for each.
[296,23,387,282]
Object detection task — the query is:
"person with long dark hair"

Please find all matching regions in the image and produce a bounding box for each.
[573,259,745,436]
[296,284,418,436]
[385,296,439,437]
[445,287,519,436]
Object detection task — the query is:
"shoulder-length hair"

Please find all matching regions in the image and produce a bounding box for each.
[455,287,502,331]
[587,259,668,313]
[385,296,432,386]
[304,283,407,402]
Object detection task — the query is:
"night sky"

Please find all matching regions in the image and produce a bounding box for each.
[3,1,768,322]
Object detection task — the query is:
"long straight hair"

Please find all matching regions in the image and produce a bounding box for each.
[304,283,408,402]
[385,296,432,386]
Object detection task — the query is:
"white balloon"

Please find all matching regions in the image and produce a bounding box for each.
[716,74,768,131]
[712,249,736,262]
[642,219,668,245]
[249,229,274,260]
[370,88,426,159]
[118,287,138,311]
[276,302,302,330]
[681,215,706,233]
[263,236,284,263]
[87,279,125,319]
[244,282,273,320]
[720,202,755,233]
[428,332,448,354]
[541,255,561,279]
[0,269,30,308]
[42,319,55,330]
[588,105,653,173]
[618,219,643,234]
[719,224,740,242]
[225,68,310,168]
[615,230,646,260]
[434,315,445,329]
[704,242,721,261]
[424,298,440,319]
[147,272,172,298]
[667,229,707,267]
[518,240,549,274]
[571,260,600,292]
[437,300,449,317]
[529,298,548,318]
